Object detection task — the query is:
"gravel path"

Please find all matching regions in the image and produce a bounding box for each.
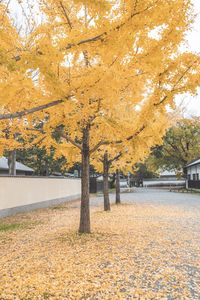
[0,188,199,299]
[91,187,200,209]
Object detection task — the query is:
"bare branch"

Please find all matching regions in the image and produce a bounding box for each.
[154,61,197,107]
[0,96,73,121]
[109,152,122,164]
[90,124,146,154]
[65,4,156,50]
[90,140,108,154]
[83,50,91,67]
[59,1,73,30]
[0,100,63,120]
[61,133,82,150]
[116,125,146,143]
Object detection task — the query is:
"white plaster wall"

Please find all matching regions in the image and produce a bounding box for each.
[0,177,81,210]
[197,164,200,174]
[188,164,200,177]
[143,180,185,186]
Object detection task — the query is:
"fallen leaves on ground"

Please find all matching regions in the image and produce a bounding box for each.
[0,200,200,299]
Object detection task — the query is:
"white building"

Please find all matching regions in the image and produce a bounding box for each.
[186,157,200,181]
[185,157,200,189]
[142,170,185,188]
[159,170,177,179]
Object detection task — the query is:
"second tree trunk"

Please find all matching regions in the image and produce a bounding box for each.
[115,169,121,204]
[103,152,111,211]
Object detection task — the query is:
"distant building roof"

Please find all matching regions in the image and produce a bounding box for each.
[0,157,34,172]
[159,170,176,177]
[186,157,200,168]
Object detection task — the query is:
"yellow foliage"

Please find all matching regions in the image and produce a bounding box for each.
[0,0,200,161]
[0,0,200,232]
[0,199,199,299]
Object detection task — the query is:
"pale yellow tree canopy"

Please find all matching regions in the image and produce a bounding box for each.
[0,0,199,161]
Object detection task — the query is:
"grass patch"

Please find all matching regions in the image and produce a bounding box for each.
[0,223,23,232]
[187,189,200,194]
[171,188,200,195]
[0,221,41,233]
[51,205,68,210]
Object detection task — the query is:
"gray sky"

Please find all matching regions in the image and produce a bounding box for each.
[7,0,200,117]
[176,0,200,117]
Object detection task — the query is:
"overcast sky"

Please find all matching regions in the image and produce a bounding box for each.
[177,0,200,117]
[8,0,200,117]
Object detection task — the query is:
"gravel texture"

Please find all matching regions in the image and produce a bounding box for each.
[0,188,199,299]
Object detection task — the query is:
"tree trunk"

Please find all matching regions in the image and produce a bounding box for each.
[79,125,91,234]
[8,150,16,176]
[115,169,121,204]
[103,152,111,211]
[45,160,49,176]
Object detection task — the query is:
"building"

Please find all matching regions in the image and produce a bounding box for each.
[159,170,177,179]
[185,157,200,189]
[142,169,185,188]
[0,157,34,176]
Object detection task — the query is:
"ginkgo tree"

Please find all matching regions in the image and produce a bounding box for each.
[91,108,171,211]
[0,0,51,161]
[0,0,200,234]
[147,117,200,173]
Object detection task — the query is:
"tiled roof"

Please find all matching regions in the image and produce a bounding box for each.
[186,157,200,168]
[159,170,176,176]
[0,157,34,172]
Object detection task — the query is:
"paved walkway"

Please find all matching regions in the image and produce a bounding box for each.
[0,188,200,299]
[91,187,200,209]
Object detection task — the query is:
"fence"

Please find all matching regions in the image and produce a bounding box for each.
[188,180,200,190]
[0,176,81,218]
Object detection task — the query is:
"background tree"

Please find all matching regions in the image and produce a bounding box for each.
[15,147,67,176]
[148,117,200,173]
[0,0,200,234]
[92,112,170,211]
[131,162,158,187]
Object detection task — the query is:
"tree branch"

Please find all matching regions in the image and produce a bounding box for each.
[59,1,73,30]
[0,96,73,121]
[65,4,156,51]
[126,125,146,141]
[154,61,197,107]
[61,133,82,151]
[90,125,146,154]
[109,152,122,164]
[90,140,109,154]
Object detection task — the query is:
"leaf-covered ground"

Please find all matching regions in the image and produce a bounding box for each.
[0,192,200,300]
